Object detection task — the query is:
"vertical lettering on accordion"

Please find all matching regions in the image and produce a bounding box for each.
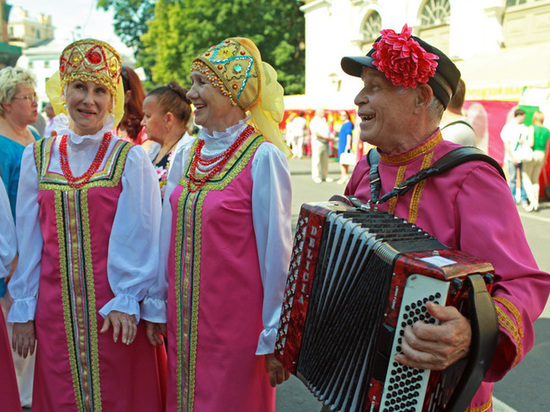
[275,201,497,412]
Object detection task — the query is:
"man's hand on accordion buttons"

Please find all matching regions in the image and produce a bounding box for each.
[265,353,291,387]
[395,302,471,371]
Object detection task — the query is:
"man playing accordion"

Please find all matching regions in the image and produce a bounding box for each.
[340,25,550,411]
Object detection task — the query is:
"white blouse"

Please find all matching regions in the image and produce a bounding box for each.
[144,119,292,355]
[0,178,16,279]
[7,114,163,323]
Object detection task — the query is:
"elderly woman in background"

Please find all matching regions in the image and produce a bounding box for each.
[0,65,39,409]
[8,38,165,411]
[522,110,550,212]
[145,37,293,411]
[0,67,40,220]
[141,81,193,199]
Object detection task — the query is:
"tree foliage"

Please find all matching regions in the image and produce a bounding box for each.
[97,0,155,58]
[139,0,305,94]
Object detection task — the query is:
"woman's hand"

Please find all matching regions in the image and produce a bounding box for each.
[264,353,291,387]
[100,310,137,345]
[145,321,167,346]
[12,320,36,358]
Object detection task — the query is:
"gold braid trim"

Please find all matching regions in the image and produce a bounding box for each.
[37,137,132,191]
[465,395,492,412]
[174,133,264,410]
[174,189,186,411]
[181,132,266,191]
[81,189,102,410]
[408,152,434,224]
[493,296,523,367]
[55,191,84,411]
[388,165,407,214]
[379,132,442,164]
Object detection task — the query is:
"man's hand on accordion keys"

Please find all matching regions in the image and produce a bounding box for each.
[264,353,291,387]
[394,302,472,371]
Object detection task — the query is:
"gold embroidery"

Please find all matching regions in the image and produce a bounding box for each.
[465,395,492,412]
[37,137,131,191]
[379,132,442,164]
[173,133,265,411]
[55,192,83,411]
[408,152,434,224]
[39,136,131,411]
[81,190,102,409]
[493,296,523,366]
[388,165,407,214]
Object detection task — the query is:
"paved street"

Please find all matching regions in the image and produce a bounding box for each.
[276,156,550,412]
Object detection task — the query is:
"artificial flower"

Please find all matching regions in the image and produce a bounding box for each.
[372,24,439,88]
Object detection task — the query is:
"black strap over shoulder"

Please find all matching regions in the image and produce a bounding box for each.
[367,146,505,205]
[440,119,475,132]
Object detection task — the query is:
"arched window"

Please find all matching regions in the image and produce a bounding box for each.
[361,11,382,41]
[418,0,451,54]
[420,0,451,27]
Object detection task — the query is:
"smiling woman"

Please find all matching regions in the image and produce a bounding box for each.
[148,37,293,412]
[7,38,166,411]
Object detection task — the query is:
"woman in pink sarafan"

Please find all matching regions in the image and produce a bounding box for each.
[144,37,293,411]
[8,39,165,411]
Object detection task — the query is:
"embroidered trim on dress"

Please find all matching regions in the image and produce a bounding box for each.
[37,135,131,411]
[56,189,102,411]
[465,395,493,412]
[34,137,131,191]
[173,132,265,411]
[379,132,442,164]
[388,165,407,214]
[493,296,523,367]
[408,152,434,223]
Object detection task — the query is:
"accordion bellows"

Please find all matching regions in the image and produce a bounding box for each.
[275,200,498,412]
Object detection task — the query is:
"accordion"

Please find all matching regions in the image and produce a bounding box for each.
[275,199,498,412]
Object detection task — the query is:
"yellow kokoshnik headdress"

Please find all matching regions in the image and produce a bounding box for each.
[46,38,125,127]
[192,37,292,157]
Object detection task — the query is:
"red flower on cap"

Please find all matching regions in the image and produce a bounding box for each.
[372,24,438,88]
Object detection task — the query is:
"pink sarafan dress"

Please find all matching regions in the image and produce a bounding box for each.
[29,138,164,412]
[166,133,275,412]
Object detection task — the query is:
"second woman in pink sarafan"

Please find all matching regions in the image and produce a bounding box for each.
[144,37,293,411]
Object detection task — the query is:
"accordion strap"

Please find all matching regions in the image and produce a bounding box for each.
[367,146,505,205]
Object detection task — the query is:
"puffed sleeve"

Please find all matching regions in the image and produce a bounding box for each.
[454,162,550,381]
[141,139,194,322]
[251,143,292,354]
[0,177,16,278]
[98,146,162,322]
[7,144,42,323]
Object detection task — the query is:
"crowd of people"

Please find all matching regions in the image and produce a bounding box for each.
[0,25,549,412]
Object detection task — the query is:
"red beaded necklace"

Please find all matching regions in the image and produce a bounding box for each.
[187,125,254,192]
[59,132,112,189]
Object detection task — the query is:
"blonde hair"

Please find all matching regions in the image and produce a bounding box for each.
[532,110,545,127]
[0,67,37,117]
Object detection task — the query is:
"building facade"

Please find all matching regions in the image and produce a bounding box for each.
[292,0,550,107]
[8,6,54,49]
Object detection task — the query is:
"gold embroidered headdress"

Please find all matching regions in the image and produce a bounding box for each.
[192,37,291,157]
[46,39,125,126]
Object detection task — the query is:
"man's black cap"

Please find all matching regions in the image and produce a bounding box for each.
[341,33,461,108]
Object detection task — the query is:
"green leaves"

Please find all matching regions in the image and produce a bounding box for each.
[99,0,305,94]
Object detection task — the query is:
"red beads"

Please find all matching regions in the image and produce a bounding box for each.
[187,126,254,192]
[59,132,112,189]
